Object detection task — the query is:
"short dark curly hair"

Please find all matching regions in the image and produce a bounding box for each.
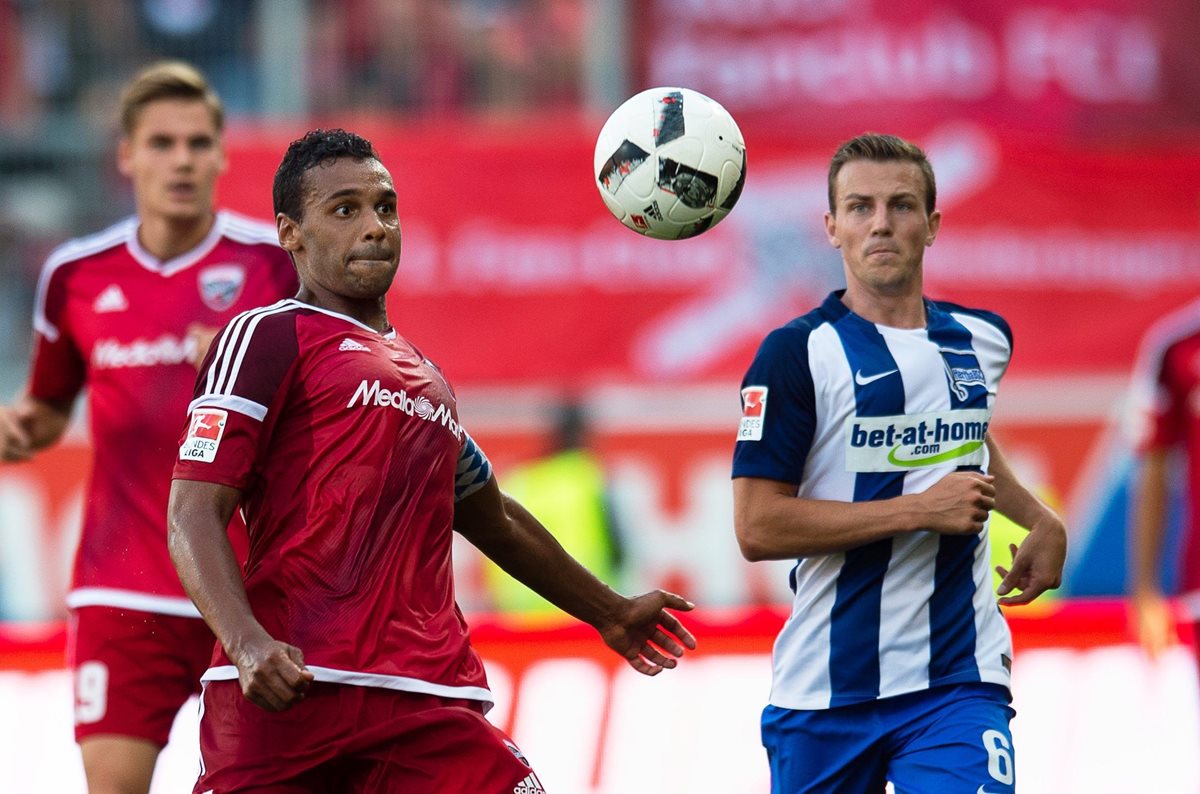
[273,128,381,222]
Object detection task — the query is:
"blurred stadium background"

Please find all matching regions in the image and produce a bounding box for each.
[1,0,1199,791]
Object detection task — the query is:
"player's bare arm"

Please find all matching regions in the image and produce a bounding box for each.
[167,478,313,710]
[986,435,1068,606]
[454,475,696,675]
[185,322,222,370]
[733,472,995,560]
[0,395,73,462]
[1129,448,1176,656]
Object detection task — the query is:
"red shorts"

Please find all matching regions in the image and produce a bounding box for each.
[68,605,215,746]
[195,681,544,793]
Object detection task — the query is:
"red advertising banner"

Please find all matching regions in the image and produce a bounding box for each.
[217,120,1200,387]
[634,0,1200,139]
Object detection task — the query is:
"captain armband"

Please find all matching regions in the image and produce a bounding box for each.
[454,432,493,502]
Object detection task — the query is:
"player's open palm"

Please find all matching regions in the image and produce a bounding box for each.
[597,591,697,676]
[918,472,995,536]
[232,635,315,712]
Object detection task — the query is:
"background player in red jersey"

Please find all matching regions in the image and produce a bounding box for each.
[1129,299,1200,667]
[167,128,696,793]
[0,62,296,794]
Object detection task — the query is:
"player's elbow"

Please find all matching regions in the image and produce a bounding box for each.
[734,515,773,562]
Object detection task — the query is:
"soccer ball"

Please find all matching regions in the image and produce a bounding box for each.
[594,87,747,240]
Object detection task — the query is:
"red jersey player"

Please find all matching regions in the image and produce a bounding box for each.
[0,62,296,793]
[1130,298,1200,666]
[168,128,696,793]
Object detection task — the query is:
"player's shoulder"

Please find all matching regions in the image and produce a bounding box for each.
[215,209,283,247]
[41,216,136,274]
[758,295,844,353]
[219,299,306,346]
[929,298,1012,347]
[1133,297,1200,372]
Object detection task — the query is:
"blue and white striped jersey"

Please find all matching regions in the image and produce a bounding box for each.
[733,291,1014,710]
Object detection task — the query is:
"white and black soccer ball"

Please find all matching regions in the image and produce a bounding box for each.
[594,87,746,240]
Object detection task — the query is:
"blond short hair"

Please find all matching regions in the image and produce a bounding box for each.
[118,61,224,136]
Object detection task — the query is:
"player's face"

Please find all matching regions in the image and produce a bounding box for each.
[824,159,940,295]
[279,156,401,307]
[118,98,225,224]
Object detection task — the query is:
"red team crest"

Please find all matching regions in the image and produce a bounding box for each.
[179,408,227,463]
[739,385,768,441]
[198,264,247,311]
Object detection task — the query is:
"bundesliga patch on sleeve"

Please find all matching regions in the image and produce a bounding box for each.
[738,386,768,441]
[179,408,228,463]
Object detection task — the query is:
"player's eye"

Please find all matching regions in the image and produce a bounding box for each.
[333,205,352,217]
[376,202,395,215]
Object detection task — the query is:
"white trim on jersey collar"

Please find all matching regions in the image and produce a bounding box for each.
[125,210,230,277]
[282,298,397,338]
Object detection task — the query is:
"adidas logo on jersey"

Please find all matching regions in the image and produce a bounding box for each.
[93,284,129,313]
[513,773,545,794]
[338,337,370,352]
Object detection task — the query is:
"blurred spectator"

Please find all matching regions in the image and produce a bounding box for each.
[483,400,626,625]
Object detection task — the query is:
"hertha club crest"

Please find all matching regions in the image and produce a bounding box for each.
[198,264,247,311]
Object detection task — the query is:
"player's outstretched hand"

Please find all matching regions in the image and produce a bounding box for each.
[597,591,697,676]
[995,516,1067,606]
[1130,589,1177,659]
[917,472,995,536]
[231,634,316,712]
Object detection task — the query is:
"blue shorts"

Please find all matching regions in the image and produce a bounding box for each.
[762,682,1016,794]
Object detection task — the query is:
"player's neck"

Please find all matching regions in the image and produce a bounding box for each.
[296,287,391,333]
[136,212,216,262]
[841,282,925,329]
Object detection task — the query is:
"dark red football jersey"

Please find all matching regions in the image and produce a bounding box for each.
[1132,297,1200,598]
[29,211,297,615]
[173,300,492,706]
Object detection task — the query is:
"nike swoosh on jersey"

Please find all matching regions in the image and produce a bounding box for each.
[854,368,898,386]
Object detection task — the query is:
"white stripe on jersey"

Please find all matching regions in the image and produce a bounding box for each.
[199,664,496,712]
[66,586,203,617]
[33,217,137,341]
[219,210,281,245]
[203,300,293,397]
[188,393,268,421]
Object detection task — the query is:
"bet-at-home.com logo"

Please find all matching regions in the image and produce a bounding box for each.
[843,408,990,472]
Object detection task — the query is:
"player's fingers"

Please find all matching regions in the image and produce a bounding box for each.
[651,628,685,658]
[284,645,314,690]
[639,642,678,670]
[656,610,697,650]
[244,679,286,712]
[656,591,696,612]
[626,654,662,677]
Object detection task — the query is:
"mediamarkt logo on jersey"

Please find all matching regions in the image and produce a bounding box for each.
[92,334,198,369]
[348,379,464,440]
[843,408,991,472]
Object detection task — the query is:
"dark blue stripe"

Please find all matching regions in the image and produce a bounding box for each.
[828,315,904,703]
[925,304,986,683]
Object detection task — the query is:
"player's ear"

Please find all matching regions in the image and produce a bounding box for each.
[116,137,133,178]
[276,213,301,252]
[925,209,941,246]
[824,211,841,248]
